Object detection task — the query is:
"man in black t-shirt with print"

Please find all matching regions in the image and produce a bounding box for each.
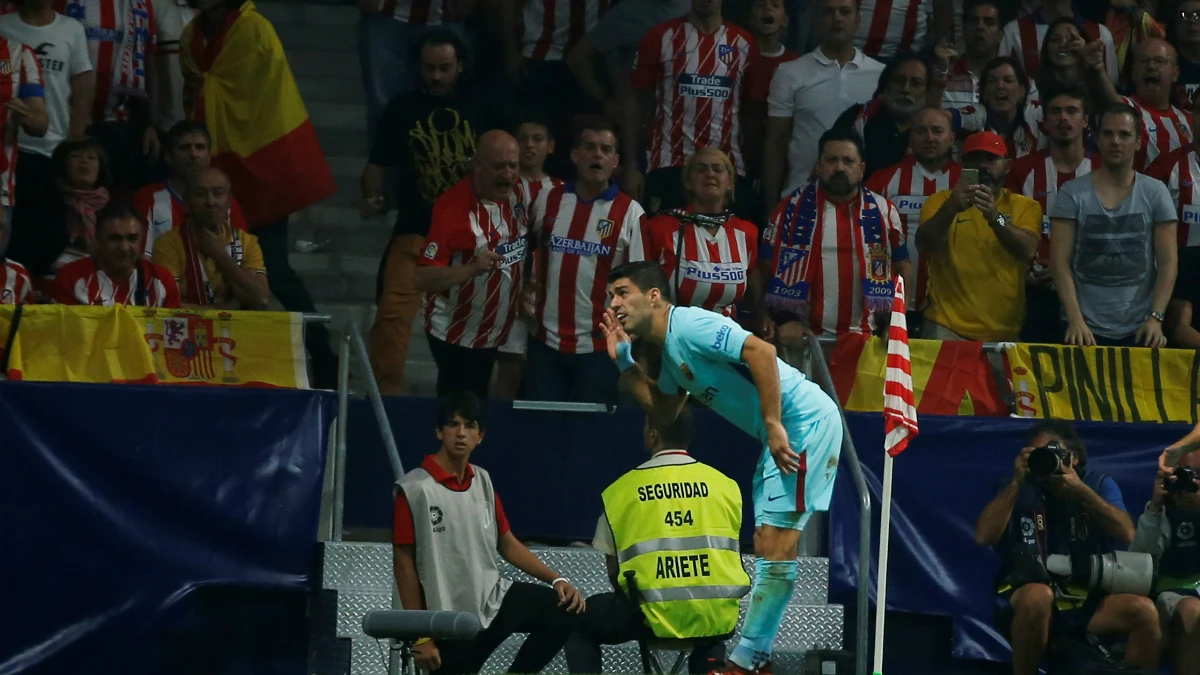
[362,30,511,395]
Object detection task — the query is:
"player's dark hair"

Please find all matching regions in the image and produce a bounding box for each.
[608,261,673,300]
[573,116,619,149]
[1099,103,1142,139]
[436,392,486,432]
[164,120,211,152]
[817,126,865,163]
[94,202,142,235]
[873,50,930,98]
[1026,420,1088,468]
[653,407,694,449]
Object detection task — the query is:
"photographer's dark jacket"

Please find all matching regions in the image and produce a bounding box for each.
[1132,505,1200,594]
[994,470,1126,608]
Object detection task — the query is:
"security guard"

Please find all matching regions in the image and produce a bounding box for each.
[565,408,751,674]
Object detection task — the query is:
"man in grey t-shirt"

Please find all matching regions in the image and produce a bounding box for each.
[1050,104,1178,347]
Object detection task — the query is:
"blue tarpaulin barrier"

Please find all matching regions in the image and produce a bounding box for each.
[345,399,1190,664]
[829,413,1190,663]
[0,381,335,675]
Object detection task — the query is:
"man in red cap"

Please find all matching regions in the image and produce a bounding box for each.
[915,130,1041,341]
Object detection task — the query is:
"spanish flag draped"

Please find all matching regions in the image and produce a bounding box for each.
[828,333,1007,416]
[180,1,336,227]
[0,305,310,389]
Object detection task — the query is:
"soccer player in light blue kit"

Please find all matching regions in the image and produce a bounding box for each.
[600,261,843,675]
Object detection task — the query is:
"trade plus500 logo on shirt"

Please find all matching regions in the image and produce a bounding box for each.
[548,235,613,257]
[496,239,527,267]
[893,195,928,217]
[681,261,746,283]
[678,74,732,100]
[1182,204,1200,224]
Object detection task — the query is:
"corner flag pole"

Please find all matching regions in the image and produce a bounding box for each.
[874,277,918,675]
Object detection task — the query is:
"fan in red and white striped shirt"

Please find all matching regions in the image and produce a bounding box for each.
[0,37,45,209]
[1006,89,1099,264]
[631,14,755,175]
[516,120,563,206]
[54,255,179,306]
[855,0,945,61]
[56,0,158,123]
[420,175,528,351]
[0,258,32,304]
[763,183,908,335]
[999,10,1118,83]
[1147,146,1200,248]
[52,208,180,307]
[520,0,609,61]
[532,179,645,354]
[866,107,961,311]
[1120,38,1194,172]
[763,131,910,337]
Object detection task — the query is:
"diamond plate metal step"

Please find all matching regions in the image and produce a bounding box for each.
[310,542,843,675]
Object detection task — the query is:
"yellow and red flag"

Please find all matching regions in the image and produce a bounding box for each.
[181,1,336,227]
[829,332,1006,417]
[0,306,309,389]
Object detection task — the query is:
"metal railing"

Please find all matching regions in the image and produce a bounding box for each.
[330,323,405,542]
[810,333,1011,353]
[802,334,873,675]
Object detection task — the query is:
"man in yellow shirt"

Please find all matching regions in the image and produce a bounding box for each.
[151,167,271,310]
[916,131,1041,341]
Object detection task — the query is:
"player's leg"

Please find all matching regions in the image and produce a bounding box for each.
[725,414,842,673]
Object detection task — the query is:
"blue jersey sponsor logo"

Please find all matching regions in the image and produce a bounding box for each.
[548,235,613,257]
[1183,204,1200,224]
[677,73,732,99]
[712,325,731,351]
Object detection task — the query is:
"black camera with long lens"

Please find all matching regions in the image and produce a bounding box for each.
[1027,441,1071,478]
[1166,466,1199,495]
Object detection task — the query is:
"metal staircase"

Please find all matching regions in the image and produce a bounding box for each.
[308,542,845,675]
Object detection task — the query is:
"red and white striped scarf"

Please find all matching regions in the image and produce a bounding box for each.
[883,276,918,456]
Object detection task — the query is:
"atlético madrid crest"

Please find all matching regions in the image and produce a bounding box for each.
[718,44,736,65]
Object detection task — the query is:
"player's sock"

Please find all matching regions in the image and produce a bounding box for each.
[729,558,798,671]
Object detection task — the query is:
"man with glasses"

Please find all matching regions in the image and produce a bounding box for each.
[1093,37,1192,172]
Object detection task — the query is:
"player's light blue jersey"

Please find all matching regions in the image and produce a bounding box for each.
[657,306,839,441]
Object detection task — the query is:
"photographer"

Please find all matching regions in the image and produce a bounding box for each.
[975,421,1160,675]
[1131,444,1200,675]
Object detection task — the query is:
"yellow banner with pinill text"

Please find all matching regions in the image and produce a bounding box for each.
[1006,343,1198,424]
[0,305,309,389]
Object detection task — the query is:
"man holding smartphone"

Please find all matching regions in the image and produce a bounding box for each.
[915,131,1041,341]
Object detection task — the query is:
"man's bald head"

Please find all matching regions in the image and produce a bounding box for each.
[186,167,233,231]
[1132,38,1180,105]
[473,130,519,202]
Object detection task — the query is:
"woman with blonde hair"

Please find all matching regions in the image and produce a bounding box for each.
[643,147,771,336]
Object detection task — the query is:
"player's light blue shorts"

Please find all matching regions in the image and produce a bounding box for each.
[751,410,843,530]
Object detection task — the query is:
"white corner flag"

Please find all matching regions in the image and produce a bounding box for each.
[873,277,919,675]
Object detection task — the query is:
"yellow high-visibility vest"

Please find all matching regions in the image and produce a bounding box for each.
[601,458,750,639]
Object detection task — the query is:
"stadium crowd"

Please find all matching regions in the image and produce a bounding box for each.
[349,0,1200,405]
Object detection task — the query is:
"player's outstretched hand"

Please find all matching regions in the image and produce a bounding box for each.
[601,309,632,361]
[766,421,801,475]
